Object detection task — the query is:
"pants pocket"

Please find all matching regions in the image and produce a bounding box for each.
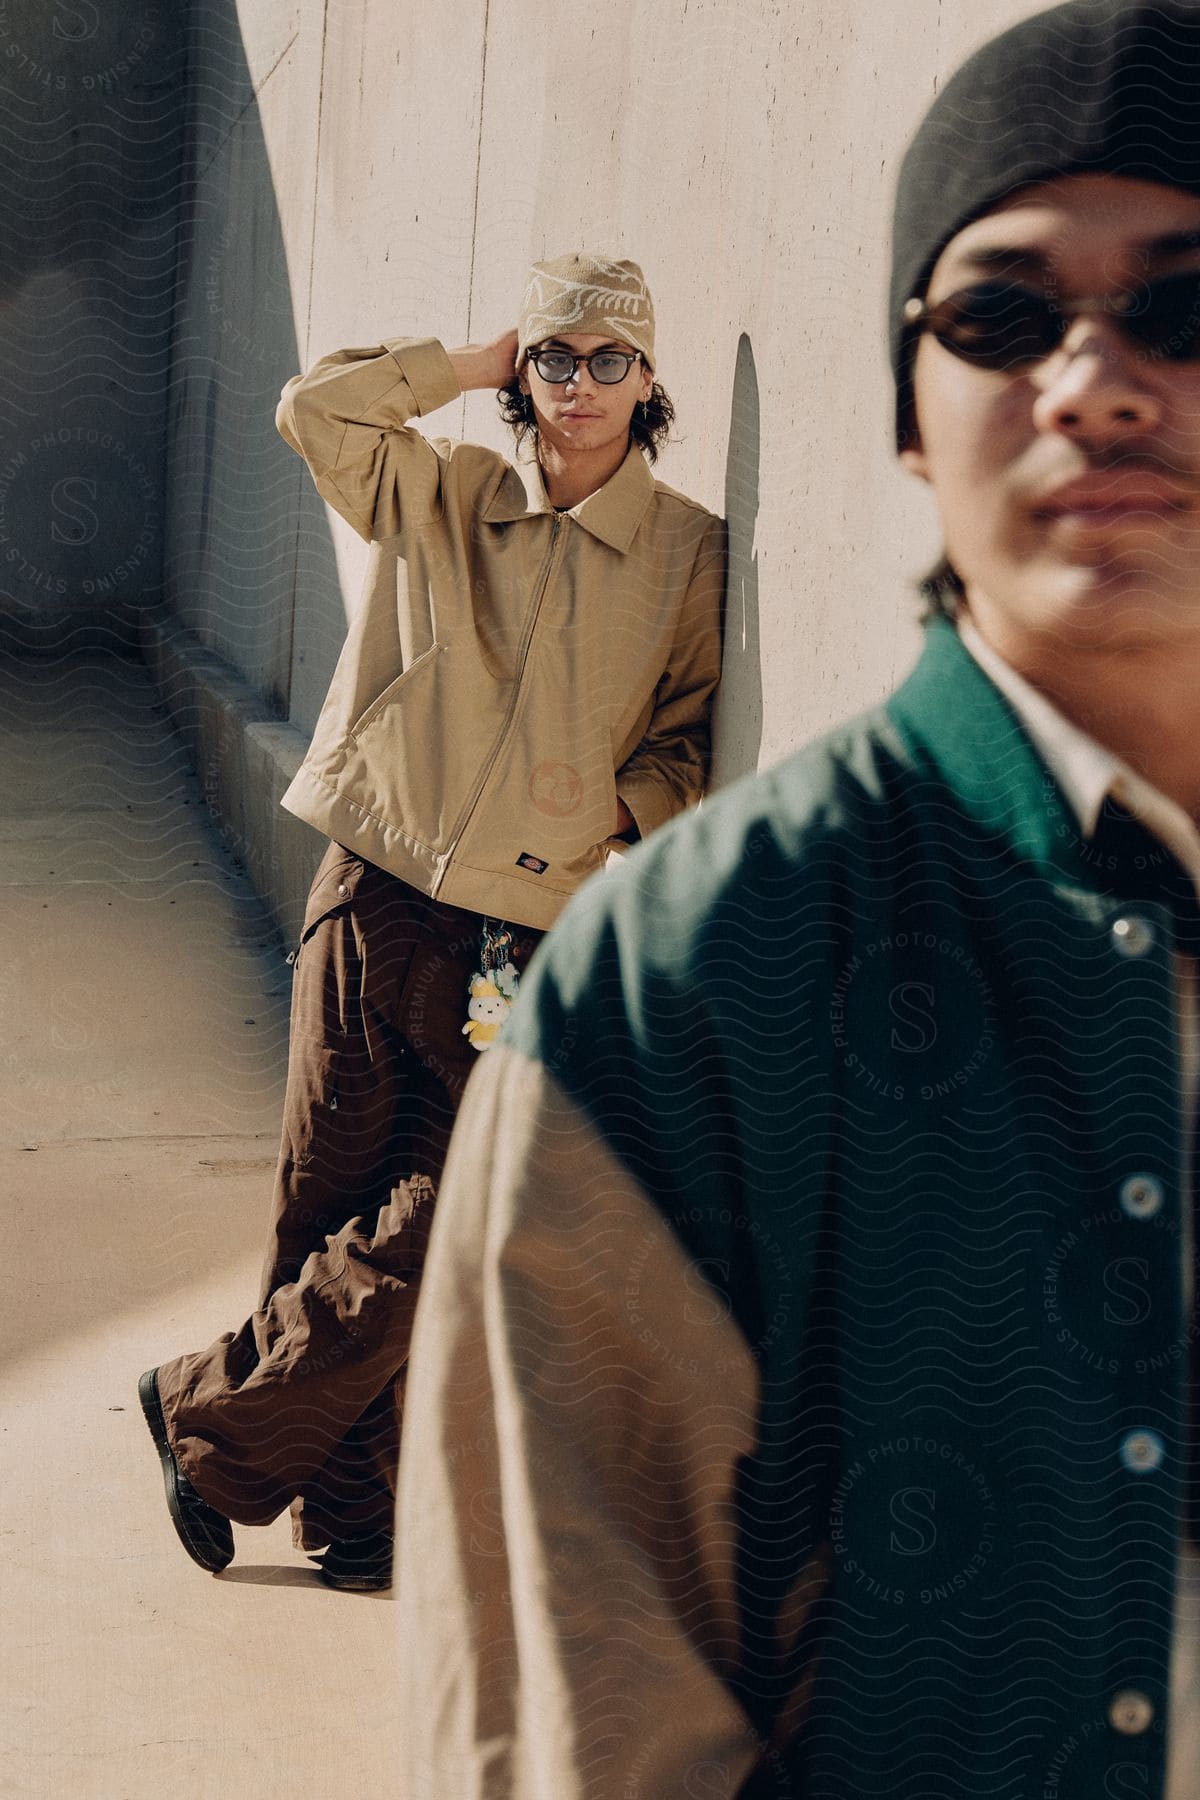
[294,843,366,957]
[282,1042,342,1169]
[284,853,365,1165]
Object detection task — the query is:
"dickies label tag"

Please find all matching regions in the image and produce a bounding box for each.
[516,852,548,874]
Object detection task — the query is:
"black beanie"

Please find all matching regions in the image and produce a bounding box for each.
[890,0,1200,447]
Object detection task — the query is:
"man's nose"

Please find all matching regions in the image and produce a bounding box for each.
[1031,318,1164,442]
[565,361,599,394]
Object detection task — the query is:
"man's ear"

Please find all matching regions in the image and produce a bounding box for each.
[899,439,929,482]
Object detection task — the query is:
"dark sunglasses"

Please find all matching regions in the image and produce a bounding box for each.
[529,347,642,384]
[903,271,1200,371]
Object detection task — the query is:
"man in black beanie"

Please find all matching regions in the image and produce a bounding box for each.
[392,6,1200,1795]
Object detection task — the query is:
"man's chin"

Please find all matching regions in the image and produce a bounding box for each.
[543,421,614,457]
[967,566,1200,655]
[1027,568,1200,652]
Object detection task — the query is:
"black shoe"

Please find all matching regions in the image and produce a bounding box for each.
[312,1530,394,1592]
[138,1368,234,1573]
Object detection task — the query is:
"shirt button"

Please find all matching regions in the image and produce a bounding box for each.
[337,882,350,899]
[1119,1174,1164,1219]
[1111,915,1155,958]
[1120,1430,1165,1474]
[1109,1690,1155,1735]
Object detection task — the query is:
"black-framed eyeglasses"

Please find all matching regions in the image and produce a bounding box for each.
[903,270,1200,371]
[529,346,642,384]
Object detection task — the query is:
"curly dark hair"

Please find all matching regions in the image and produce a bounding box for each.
[918,555,965,624]
[497,375,675,464]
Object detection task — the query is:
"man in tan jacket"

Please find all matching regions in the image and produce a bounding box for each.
[138,253,726,1591]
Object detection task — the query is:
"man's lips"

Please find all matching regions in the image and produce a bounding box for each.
[1032,472,1192,522]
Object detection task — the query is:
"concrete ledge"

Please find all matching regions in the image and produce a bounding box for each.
[138,605,321,946]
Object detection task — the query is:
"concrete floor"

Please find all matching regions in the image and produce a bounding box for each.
[0,644,401,1799]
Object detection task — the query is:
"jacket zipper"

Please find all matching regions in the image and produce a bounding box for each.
[433,511,565,888]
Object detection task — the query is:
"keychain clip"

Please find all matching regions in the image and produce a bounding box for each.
[462,919,521,1052]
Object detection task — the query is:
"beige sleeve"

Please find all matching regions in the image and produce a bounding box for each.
[275,336,462,542]
[396,1042,766,1800]
[615,513,727,838]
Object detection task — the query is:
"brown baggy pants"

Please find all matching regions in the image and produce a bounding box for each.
[154,843,543,1550]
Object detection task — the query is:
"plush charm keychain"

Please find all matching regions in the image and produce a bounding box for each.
[462,920,521,1052]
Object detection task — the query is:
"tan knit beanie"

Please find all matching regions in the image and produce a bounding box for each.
[517,253,655,372]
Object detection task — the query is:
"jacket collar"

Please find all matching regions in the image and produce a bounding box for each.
[955,616,1120,840]
[886,616,1104,886]
[956,615,1200,900]
[481,444,655,553]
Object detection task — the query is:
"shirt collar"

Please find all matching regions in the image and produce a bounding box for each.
[957,614,1200,896]
[480,443,655,552]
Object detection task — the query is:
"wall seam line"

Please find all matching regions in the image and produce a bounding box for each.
[303,1,331,366]
[461,0,491,434]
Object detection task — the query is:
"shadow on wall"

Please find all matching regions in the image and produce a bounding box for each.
[162,0,337,720]
[0,0,185,653]
[712,332,763,787]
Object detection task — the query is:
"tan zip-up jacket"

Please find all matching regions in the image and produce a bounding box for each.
[275,337,726,930]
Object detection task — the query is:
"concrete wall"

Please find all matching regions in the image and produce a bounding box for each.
[0,0,184,649]
[161,0,323,713]
[157,0,1047,931]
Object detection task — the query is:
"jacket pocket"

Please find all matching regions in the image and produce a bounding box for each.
[349,643,444,740]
